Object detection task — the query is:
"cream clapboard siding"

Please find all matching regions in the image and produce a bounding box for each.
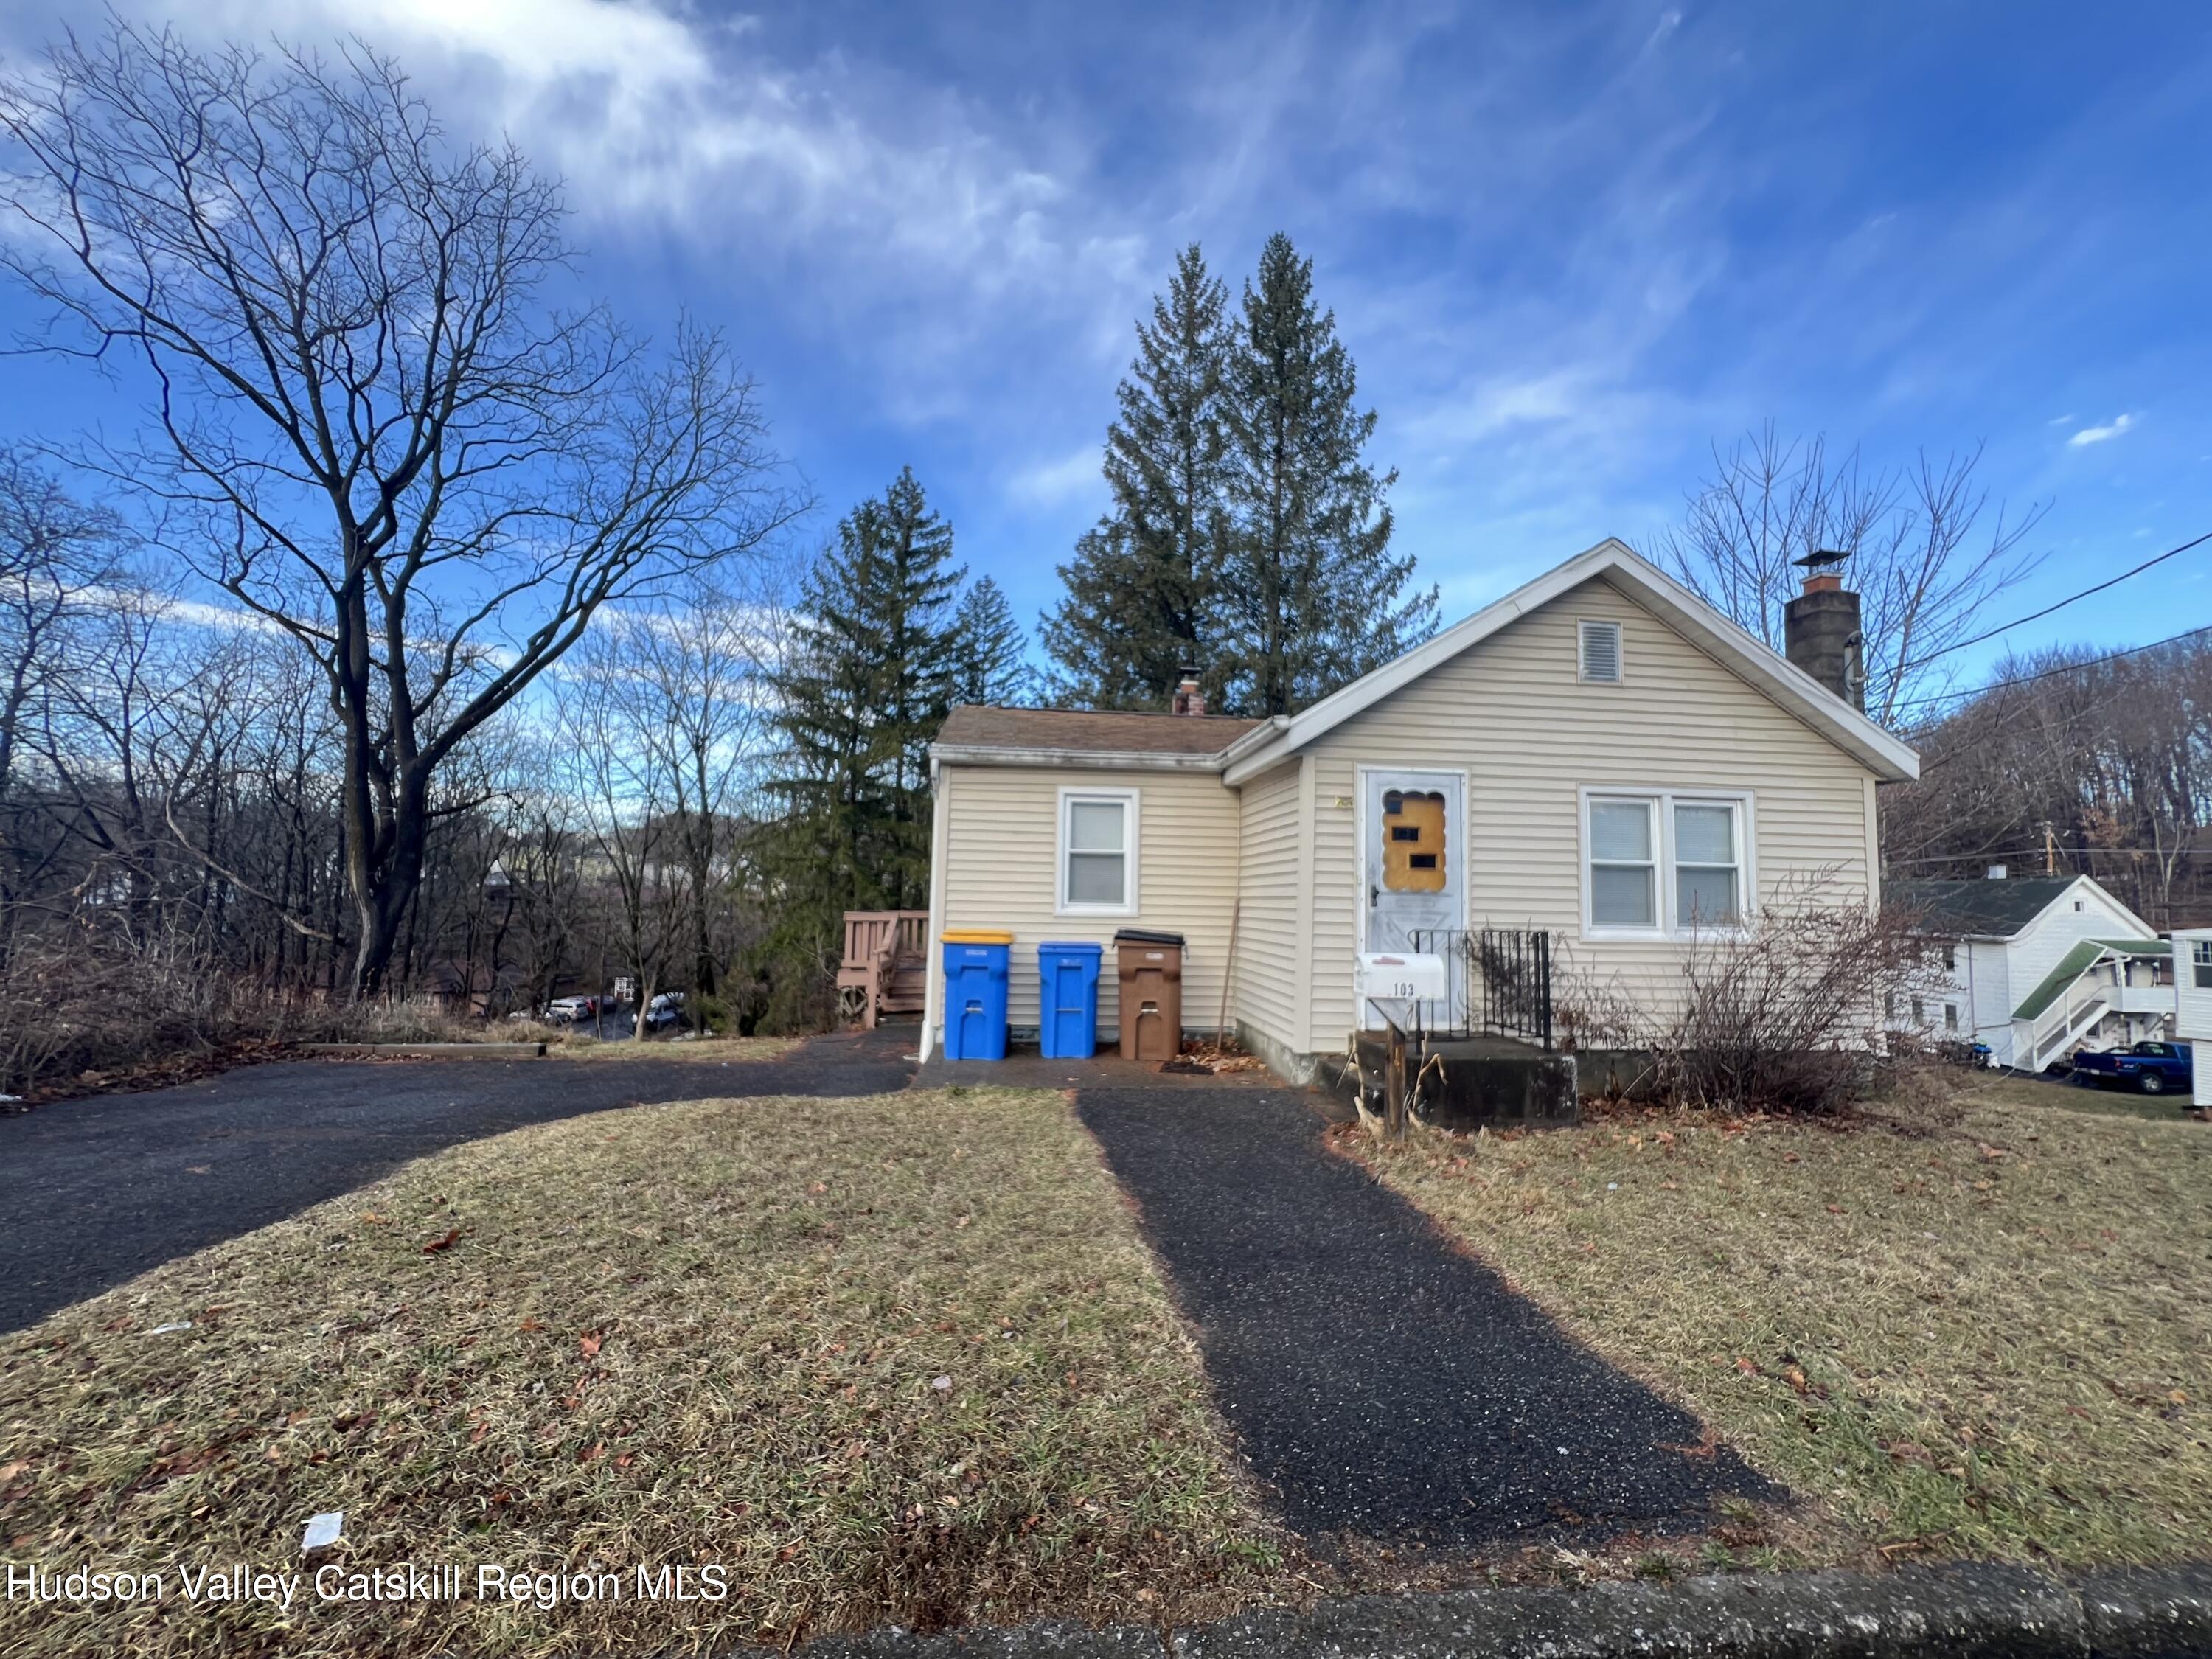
[1303,576,1877,1045]
[933,764,1242,1039]
[1233,760,1302,1040]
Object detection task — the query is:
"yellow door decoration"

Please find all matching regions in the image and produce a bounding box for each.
[1380,790,1447,892]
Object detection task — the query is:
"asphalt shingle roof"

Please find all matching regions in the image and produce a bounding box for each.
[934,703,1265,759]
[1888,877,2085,939]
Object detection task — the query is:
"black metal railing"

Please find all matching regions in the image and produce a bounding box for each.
[1408,927,1555,1050]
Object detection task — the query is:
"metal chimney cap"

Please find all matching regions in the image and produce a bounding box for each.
[1793,549,1851,571]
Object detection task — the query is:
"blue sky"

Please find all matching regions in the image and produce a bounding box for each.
[3,1,2209,686]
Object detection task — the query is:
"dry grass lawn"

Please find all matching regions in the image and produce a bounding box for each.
[0,1088,1282,1657]
[1350,1074,2212,1571]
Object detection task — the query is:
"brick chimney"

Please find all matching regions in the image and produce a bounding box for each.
[1170,666,1206,717]
[1784,550,1865,710]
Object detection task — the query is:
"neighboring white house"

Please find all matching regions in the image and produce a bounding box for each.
[1888,872,2174,1071]
[2172,926,2212,1109]
[920,538,1921,1076]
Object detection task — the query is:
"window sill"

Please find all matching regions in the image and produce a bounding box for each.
[1580,923,1753,945]
[1055,905,1138,920]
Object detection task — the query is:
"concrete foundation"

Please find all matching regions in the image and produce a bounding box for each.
[1235,1020,1324,1087]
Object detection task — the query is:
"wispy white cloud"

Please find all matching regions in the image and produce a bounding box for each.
[1006,445,1105,511]
[2067,413,2138,447]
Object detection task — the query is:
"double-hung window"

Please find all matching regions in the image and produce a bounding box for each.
[2196,939,2212,990]
[1057,788,1137,915]
[1587,799,1658,928]
[1582,790,1750,937]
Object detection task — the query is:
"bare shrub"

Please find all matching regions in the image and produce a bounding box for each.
[1559,879,1945,1116]
[0,934,557,1101]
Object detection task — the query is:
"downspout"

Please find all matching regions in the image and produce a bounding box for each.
[918,751,950,1063]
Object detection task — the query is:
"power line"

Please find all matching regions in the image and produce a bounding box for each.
[1894,526,2212,675]
[1893,620,2212,717]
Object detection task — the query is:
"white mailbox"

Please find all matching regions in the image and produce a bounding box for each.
[2173,928,2212,1109]
[1355,951,1448,1009]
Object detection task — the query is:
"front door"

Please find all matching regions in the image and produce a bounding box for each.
[1363,768,1465,1029]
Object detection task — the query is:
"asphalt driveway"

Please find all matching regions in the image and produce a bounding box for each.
[1076,1087,1779,1546]
[0,1027,914,1333]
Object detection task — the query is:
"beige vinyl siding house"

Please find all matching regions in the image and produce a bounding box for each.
[922,540,1919,1074]
[931,762,1242,1036]
[1233,761,1304,1043]
[1293,577,1880,1047]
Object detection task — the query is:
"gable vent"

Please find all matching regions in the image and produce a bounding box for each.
[1579,619,1623,684]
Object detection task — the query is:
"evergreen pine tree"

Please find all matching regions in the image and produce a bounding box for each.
[1217,233,1436,714]
[950,575,1036,706]
[1042,243,1231,709]
[769,466,962,922]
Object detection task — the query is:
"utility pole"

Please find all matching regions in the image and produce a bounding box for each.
[2042,822,2056,876]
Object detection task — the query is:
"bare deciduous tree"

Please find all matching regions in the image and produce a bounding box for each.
[0,21,803,995]
[1650,425,2044,725]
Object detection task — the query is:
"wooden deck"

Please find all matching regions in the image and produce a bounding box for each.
[837,911,929,1029]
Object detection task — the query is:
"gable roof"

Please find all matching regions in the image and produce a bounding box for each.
[1889,873,2155,941]
[1220,539,1920,786]
[1889,877,2085,938]
[932,705,1264,771]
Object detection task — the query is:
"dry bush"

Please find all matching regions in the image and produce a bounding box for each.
[1560,879,1944,1116]
[0,935,553,1100]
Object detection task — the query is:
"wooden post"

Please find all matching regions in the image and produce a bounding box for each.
[1384,1023,1408,1142]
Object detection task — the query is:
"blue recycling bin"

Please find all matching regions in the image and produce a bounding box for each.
[939,931,1012,1060]
[1037,942,1104,1059]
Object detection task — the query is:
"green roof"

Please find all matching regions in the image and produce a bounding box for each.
[2011,939,2170,1022]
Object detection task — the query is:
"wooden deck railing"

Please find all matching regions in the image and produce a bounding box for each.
[837,910,931,1029]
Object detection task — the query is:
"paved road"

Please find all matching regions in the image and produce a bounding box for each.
[1076,1087,1779,1547]
[0,1026,914,1333]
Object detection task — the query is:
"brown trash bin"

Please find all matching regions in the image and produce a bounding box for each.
[1114,929,1184,1061]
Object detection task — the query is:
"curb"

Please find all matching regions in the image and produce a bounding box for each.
[795,1563,2212,1658]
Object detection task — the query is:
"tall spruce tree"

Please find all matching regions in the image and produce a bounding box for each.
[951,576,1035,706]
[1217,233,1436,714]
[770,467,961,921]
[1043,243,1231,709]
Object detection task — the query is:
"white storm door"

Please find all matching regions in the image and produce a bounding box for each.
[1361,768,1466,1029]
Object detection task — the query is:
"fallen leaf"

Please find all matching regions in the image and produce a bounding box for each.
[2065,1405,2093,1420]
[1734,1357,1759,1374]
[1825,1204,1846,1215]
[421,1228,464,1254]
[1784,1365,1809,1395]
[518,1317,546,1333]
[580,1332,602,1359]
[360,1212,392,1226]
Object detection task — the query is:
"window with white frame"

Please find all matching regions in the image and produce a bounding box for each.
[1583,790,1749,936]
[1057,789,1137,914]
[1587,799,1657,927]
[1673,801,1742,926]
[2196,939,2212,990]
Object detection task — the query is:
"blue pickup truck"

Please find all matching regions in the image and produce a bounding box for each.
[2070,1040,2194,1096]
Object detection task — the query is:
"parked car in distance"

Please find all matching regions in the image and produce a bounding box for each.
[642,991,686,1032]
[2070,1040,2193,1096]
[542,995,599,1026]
